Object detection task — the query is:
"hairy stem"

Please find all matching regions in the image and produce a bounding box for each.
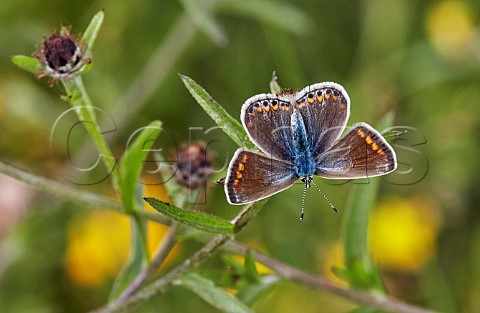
[223,240,437,313]
[0,160,168,224]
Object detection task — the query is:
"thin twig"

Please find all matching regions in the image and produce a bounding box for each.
[222,240,438,313]
[92,200,267,313]
[92,234,229,313]
[0,160,169,225]
[115,223,180,303]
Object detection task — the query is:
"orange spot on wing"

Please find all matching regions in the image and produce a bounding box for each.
[238,163,245,171]
[307,97,314,104]
[264,106,270,112]
[366,136,373,145]
[236,171,243,179]
[372,142,379,150]
[256,107,263,113]
[377,149,384,155]
[358,130,365,138]
[325,93,331,100]
[316,95,323,102]
[242,154,248,163]
[272,103,279,110]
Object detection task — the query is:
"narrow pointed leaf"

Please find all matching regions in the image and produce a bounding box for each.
[236,275,280,306]
[269,72,282,94]
[11,55,43,75]
[175,273,253,313]
[180,75,255,150]
[82,10,105,53]
[118,121,162,212]
[145,197,235,235]
[244,250,261,282]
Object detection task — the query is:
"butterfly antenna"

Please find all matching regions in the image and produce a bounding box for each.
[311,180,338,213]
[300,182,307,220]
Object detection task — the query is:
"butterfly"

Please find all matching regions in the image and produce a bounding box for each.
[224,82,397,218]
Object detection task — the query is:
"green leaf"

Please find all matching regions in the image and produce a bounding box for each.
[82,9,105,54]
[217,0,313,36]
[236,275,279,306]
[269,71,282,94]
[244,251,261,283]
[341,112,395,292]
[180,74,255,150]
[175,273,253,313]
[145,197,235,235]
[179,0,227,46]
[11,55,43,75]
[118,120,162,212]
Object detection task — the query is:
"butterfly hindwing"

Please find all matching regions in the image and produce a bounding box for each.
[315,122,397,179]
[225,149,298,204]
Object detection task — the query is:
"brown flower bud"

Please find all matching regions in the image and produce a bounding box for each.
[174,144,214,189]
[35,27,89,80]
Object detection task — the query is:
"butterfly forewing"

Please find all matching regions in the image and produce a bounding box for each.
[241,94,295,161]
[315,123,397,179]
[294,83,350,160]
[225,149,298,204]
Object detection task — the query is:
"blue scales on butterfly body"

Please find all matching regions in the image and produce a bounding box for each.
[291,109,317,178]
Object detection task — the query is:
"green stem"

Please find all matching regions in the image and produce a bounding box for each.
[91,200,267,313]
[61,76,119,188]
[0,160,169,224]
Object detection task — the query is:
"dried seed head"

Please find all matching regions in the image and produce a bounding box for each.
[35,27,89,81]
[174,143,214,189]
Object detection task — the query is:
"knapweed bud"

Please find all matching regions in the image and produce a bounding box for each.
[35,26,89,80]
[174,143,214,189]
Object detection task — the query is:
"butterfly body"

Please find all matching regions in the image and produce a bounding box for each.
[225,82,397,205]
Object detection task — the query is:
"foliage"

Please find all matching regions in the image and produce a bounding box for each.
[1,1,480,313]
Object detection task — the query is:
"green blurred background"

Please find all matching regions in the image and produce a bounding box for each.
[1,0,479,312]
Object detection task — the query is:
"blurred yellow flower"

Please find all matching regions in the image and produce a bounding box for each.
[426,0,476,60]
[65,176,181,287]
[369,196,442,271]
[65,210,130,287]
